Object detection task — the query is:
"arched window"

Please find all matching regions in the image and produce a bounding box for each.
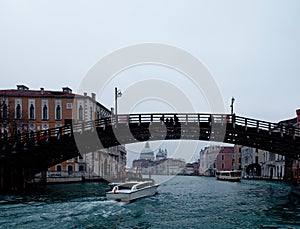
[56,105,61,120]
[16,104,21,119]
[104,159,108,176]
[79,105,83,120]
[79,165,84,172]
[42,105,48,120]
[3,103,7,119]
[3,129,8,140]
[56,165,62,171]
[17,129,21,141]
[29,104,35,119]
[68,165,73,172]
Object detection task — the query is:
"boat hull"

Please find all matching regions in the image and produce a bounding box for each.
[106,185,159,202]
[291,186,300,197]
[216,170,242,182]
[216,177,241,182]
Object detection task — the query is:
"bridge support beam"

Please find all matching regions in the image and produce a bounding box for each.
[0,159,34,193]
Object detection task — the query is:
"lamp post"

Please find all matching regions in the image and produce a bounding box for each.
[114,87,122,121]
[230,97,235,115]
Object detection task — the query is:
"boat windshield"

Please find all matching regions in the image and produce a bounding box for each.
[118,182,138,190]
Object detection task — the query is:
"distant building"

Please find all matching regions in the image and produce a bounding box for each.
[132,143,185,175]
[140,142,155,161]
[215,147,235,171]
[199,145,220,176]
[233,145,242,170]
[199,145,235,176]
[132,159,154,176]
[261,151,285,180]
[183,162,199,176]
[156,148,167,160]
[154,158,185,175]
[240,146,264,177]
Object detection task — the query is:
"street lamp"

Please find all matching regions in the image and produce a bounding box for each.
[114,87,122,118]
[230,97,235,115]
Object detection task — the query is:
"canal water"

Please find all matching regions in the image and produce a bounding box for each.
[0,176,300,228]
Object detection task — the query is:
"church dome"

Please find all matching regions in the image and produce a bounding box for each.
[140,142,154,161]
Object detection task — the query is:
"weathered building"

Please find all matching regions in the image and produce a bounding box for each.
[199,145,235,176]
[240,146,265,177]
[0,85,126,181]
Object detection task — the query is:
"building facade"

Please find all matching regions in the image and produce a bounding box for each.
[260,152,285,180]
[0,85,126,181]
[240,146,265,177]
[215,146,235,171]
[131,142,185,175]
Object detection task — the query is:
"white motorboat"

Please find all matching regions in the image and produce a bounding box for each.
[106,180,159,202]
[216,170,242,182]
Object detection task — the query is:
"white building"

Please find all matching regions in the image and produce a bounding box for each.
[261,152,285,179]
[85,145,127,181]
[140,142,155,161]
[199,145,220,176]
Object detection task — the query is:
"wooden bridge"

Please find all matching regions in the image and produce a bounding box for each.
[0,113,300,191]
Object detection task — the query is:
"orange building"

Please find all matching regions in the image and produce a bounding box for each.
[0,85,125,179]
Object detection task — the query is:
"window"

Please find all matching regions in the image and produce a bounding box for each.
[79,165,84,172]
[2,103,7,119]
[42,105,48,120]
[16,104,21,119]
[56,105,61,120]
[222,163,224,169]
[28,100,35,120]
[68,165,73,172]
[42,100,48,120]
[79,105,83,120]
[221,155,224,161]
[66,103,72,109]
[90,106,93,120]
[3,129,8,139]
[56,165,62,171]
[29,104,35,119]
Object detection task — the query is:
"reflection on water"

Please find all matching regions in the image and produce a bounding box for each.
[1,176,300,228]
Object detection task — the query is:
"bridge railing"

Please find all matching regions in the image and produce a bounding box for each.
[1,113,300,148]
[117,113,230,125]
[234,115,300,137]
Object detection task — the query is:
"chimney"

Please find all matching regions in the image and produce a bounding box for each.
[84,92,87,97]
[40,87,44,95]
[296,109,300,122]
[17,85,29,91]
[62,87,72,94]
[91,93,96,100]
[111,107,114,115]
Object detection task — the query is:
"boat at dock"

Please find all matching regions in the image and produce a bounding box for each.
[106,180,159,202]
[216,170,242,182]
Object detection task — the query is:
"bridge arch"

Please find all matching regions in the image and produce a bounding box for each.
[1,112,300,192]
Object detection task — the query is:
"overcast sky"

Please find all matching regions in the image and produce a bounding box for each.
[1,0,300,163]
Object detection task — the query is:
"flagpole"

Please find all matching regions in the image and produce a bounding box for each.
[115,87,118,118]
